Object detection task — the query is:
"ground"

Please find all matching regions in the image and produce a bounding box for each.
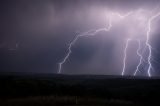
[0,73,159,105]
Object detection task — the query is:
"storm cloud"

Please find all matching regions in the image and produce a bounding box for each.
[0,0,160,76]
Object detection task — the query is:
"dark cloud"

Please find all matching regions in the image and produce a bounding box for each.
[0,0,160,76]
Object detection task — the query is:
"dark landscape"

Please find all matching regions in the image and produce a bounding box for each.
[0,73,160,106]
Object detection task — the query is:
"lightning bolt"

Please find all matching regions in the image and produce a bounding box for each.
[122,12,160,77]
[134,40,143,76]
[122,39,131,76]
[58,10,160,77]
[145,12,160,77]
[58,26,112,74]
[58,12,132,74]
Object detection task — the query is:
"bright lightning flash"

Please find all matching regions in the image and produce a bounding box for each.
[58,12,132,74]
[134,40,143,76]
[145,12,160,77]
[122,11,160,77]
[58,10,160,77]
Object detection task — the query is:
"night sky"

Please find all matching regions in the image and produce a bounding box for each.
[1,0,160,76]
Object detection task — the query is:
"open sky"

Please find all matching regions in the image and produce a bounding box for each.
[1,0,160,76]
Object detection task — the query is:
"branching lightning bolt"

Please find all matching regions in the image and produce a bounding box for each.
[58,10,160,77]
[58,16,112,74]
[123,12,160,77]
[58,12,132,74]
[145,12,160,77]
[134,40,143,76]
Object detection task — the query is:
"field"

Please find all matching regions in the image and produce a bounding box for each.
[0,73,160,105]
